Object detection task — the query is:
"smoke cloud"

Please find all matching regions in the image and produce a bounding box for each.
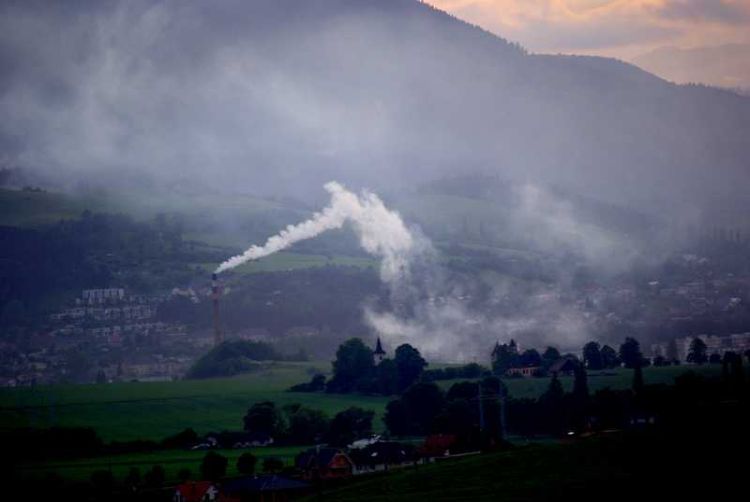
[216,181,415,282]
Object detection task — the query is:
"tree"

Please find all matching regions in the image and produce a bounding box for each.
[541,374,564,404]
[263,457,284,473]
[492,343,520,374]
[394,344,427,392]
[237,452,257,475]
[91,470,115,498]
[402,382,446,434]
[653,355,667,367]
[384,382,446,436]
[327,338,375,393]
[573,363,589,400]
[600,345,620,368]
[582,342,603,370]
[177,468,191,482]
[520,349,542,367]
[729,352,745,393]
[285,406,329,444]
[327,407,375,447]
[375,358,399,395]
[161,428,198,449]
[288,374,326,392]
[384,398,411,436]
[619,337,643,369]
[542,346,560,364]
[666,339,679,363]
[96,370,107,384]
[538,374,565,435]
[571,363,589,432]
[709,353,722,364]
[541,346,561,372]
[143,465,166,488]
[243,401,284,437]
[124,467,141,491]
[632,360,644,394]
[200,452,228,481]
[687,338,708,365]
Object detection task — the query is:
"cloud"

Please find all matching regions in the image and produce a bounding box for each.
[653,0,750,24]
[427,1,750,58]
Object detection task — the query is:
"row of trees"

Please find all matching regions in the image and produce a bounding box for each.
[582,337,643,369]
[384,378,504,451]
[291,338,428,395]
[492,337,641,375]
[242,401,374,447]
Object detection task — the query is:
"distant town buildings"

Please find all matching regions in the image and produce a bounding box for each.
[652,333,750,362]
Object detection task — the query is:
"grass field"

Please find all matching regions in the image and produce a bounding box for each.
[0,362,390,442]
[2,364,721,486]
[436,364,720,398]
[13,445,308,484]
[0,364,719,445]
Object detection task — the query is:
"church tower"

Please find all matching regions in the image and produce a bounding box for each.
[374,337,386,364]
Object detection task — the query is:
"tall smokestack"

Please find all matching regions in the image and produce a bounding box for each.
[211,272,223,346]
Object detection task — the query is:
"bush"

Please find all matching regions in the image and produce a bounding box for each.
[143,465,166,488]
[237,452,257,475]
[263,457,284,473]
[187,340,281,379]
[200,452,228,481]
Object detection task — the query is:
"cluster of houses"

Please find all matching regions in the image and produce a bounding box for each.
[651,332,750,362]
[0,287,201,386]
[49,288,165,344]
[173,434,463,502]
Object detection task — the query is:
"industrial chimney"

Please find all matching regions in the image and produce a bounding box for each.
[211,273,223,346]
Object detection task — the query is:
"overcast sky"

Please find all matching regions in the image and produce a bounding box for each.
[427,0,750,60]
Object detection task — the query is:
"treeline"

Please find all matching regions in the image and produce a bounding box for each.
[289,338,428,396]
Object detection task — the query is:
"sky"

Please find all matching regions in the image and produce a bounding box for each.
[426,0,750,60]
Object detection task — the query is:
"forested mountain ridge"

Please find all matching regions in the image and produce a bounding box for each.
[1,0,749,225]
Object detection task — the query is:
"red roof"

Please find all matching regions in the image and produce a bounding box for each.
[175,481,214,502]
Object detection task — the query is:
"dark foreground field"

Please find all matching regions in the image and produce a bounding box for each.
[309,430,745,501]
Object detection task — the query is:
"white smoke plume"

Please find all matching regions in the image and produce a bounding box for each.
[216,181,415,281]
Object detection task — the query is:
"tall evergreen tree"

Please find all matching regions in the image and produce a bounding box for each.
[582,342,603,370]
[619,337,643,369]
[687,338,708,365]
[600,345,620,368]
[632,360,644,394]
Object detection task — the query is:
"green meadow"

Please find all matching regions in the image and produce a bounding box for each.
[14,446,308,484]
[1,364,718,445]
[0,362,389,442]
[1,363,721,485]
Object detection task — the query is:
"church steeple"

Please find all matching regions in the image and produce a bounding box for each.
[374,337,386,363]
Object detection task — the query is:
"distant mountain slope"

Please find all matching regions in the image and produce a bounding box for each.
[632,44,750,91]
[1,0,749,227]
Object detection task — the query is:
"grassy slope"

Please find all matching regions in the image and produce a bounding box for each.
[193,253,376,275]
[0,362,390,442]
[308,438,643,502]
[0,188,95,227]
